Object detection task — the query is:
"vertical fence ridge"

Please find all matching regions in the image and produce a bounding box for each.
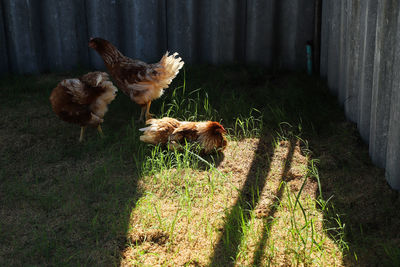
[0,0,10,73]
[0,0,314,74]
[321,0,400,190]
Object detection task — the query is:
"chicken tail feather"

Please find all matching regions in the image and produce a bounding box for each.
[157,52,184,89]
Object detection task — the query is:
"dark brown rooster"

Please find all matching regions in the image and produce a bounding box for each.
[139,117,228,154]
[89,37,184,122]
[49,72,117,142]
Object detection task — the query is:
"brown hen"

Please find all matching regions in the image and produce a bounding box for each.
[49,72,117,142]
[139,117,228,154]
[88,37,184,122]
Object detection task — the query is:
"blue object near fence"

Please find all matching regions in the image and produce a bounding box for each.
[306,43,313,75]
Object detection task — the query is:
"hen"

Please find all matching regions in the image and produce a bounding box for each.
[139,117,228,154]
[49,72,117,142]
[89,37,184,122]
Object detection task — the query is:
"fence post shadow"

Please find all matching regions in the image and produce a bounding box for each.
[209,135,296,266]
[252,139,296,266]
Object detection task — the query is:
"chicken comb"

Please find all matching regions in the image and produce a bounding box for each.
[208,121,227,134]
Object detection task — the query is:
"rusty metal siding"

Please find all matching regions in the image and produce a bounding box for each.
[320,0,400,190]
[0,0,315,74]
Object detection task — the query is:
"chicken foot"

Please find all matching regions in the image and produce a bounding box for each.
[79,126,85,142]
[138,105,145,123]
[145,101,154,121]
[97,125,105,138]
[138,101,154,123]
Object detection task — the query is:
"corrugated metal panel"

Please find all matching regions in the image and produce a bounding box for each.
[3,0,42,73]
[195,0,247,64]
[320,0,400,190]
[86,0,124,69]
[338,0,348,105]
[87,0,167,65]
[166,0,197,62]
[40,0,89,71]
[357,0,378,143]
[246,0,314,69]
[245,0,275,66]
[369,0,399,169]
[344,0,360,123]
[0,0,9,73]
[326,0,340,95]
[319,0,329,78]
[167,0,246,64]
[386,8,400,188]
[0,0,315,74]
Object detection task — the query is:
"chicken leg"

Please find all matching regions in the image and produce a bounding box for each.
[97,125,104,138]
[138,101,154,123]
[79,126,85,142]
[145,101,154,121]
[138,105,146,123]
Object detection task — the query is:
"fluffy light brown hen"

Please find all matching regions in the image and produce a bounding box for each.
[88,37,184,122]
[49,71,117,142]
[139,117,228,154]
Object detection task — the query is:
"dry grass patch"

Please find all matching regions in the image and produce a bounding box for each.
[120,139,344,266]
[1,67,399,266]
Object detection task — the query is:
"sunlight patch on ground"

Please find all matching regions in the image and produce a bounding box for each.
[121,139,344,266]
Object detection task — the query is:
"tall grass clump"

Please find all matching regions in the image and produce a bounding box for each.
[159,70,217,122]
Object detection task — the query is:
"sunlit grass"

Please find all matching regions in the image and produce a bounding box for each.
[0,66,397,266]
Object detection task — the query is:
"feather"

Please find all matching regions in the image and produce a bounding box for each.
[50,71,118,129]
[139,117,227,154]
[89,37,184,120]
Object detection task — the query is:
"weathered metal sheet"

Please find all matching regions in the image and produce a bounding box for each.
[338,0,348,105]
[166,0,199,63]
[39,0,89,71]
[167,0,247,64]
[319,0,329,78]
[2,0,42,73]
[120,0,166,62]
[245,0,276,66]
[386,6,400,189]
[246,0,314,70]
[86,0,122,69]
[369,0,399,168]
[357,0,378,143]
[326,0,340,95]
[195,0,247,64]
[0,0,315,72]
[321,0,400,190]
[0,0,9,74]
[344,0,361,123]
[293,0,315,70]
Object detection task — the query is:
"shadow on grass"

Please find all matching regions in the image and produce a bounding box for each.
[252,139,295,266]
[208,134,295,266]
[4,66,400,266]
[0,78,146,266]
[311,123,400,266]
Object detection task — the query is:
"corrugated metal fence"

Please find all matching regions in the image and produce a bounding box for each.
[0,0,315,74]
[320,0,400,190]
[2,0,399,190]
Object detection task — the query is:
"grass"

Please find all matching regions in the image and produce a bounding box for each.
[0,65,399,266]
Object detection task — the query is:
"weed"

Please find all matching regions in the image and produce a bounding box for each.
[0,66,396,266]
